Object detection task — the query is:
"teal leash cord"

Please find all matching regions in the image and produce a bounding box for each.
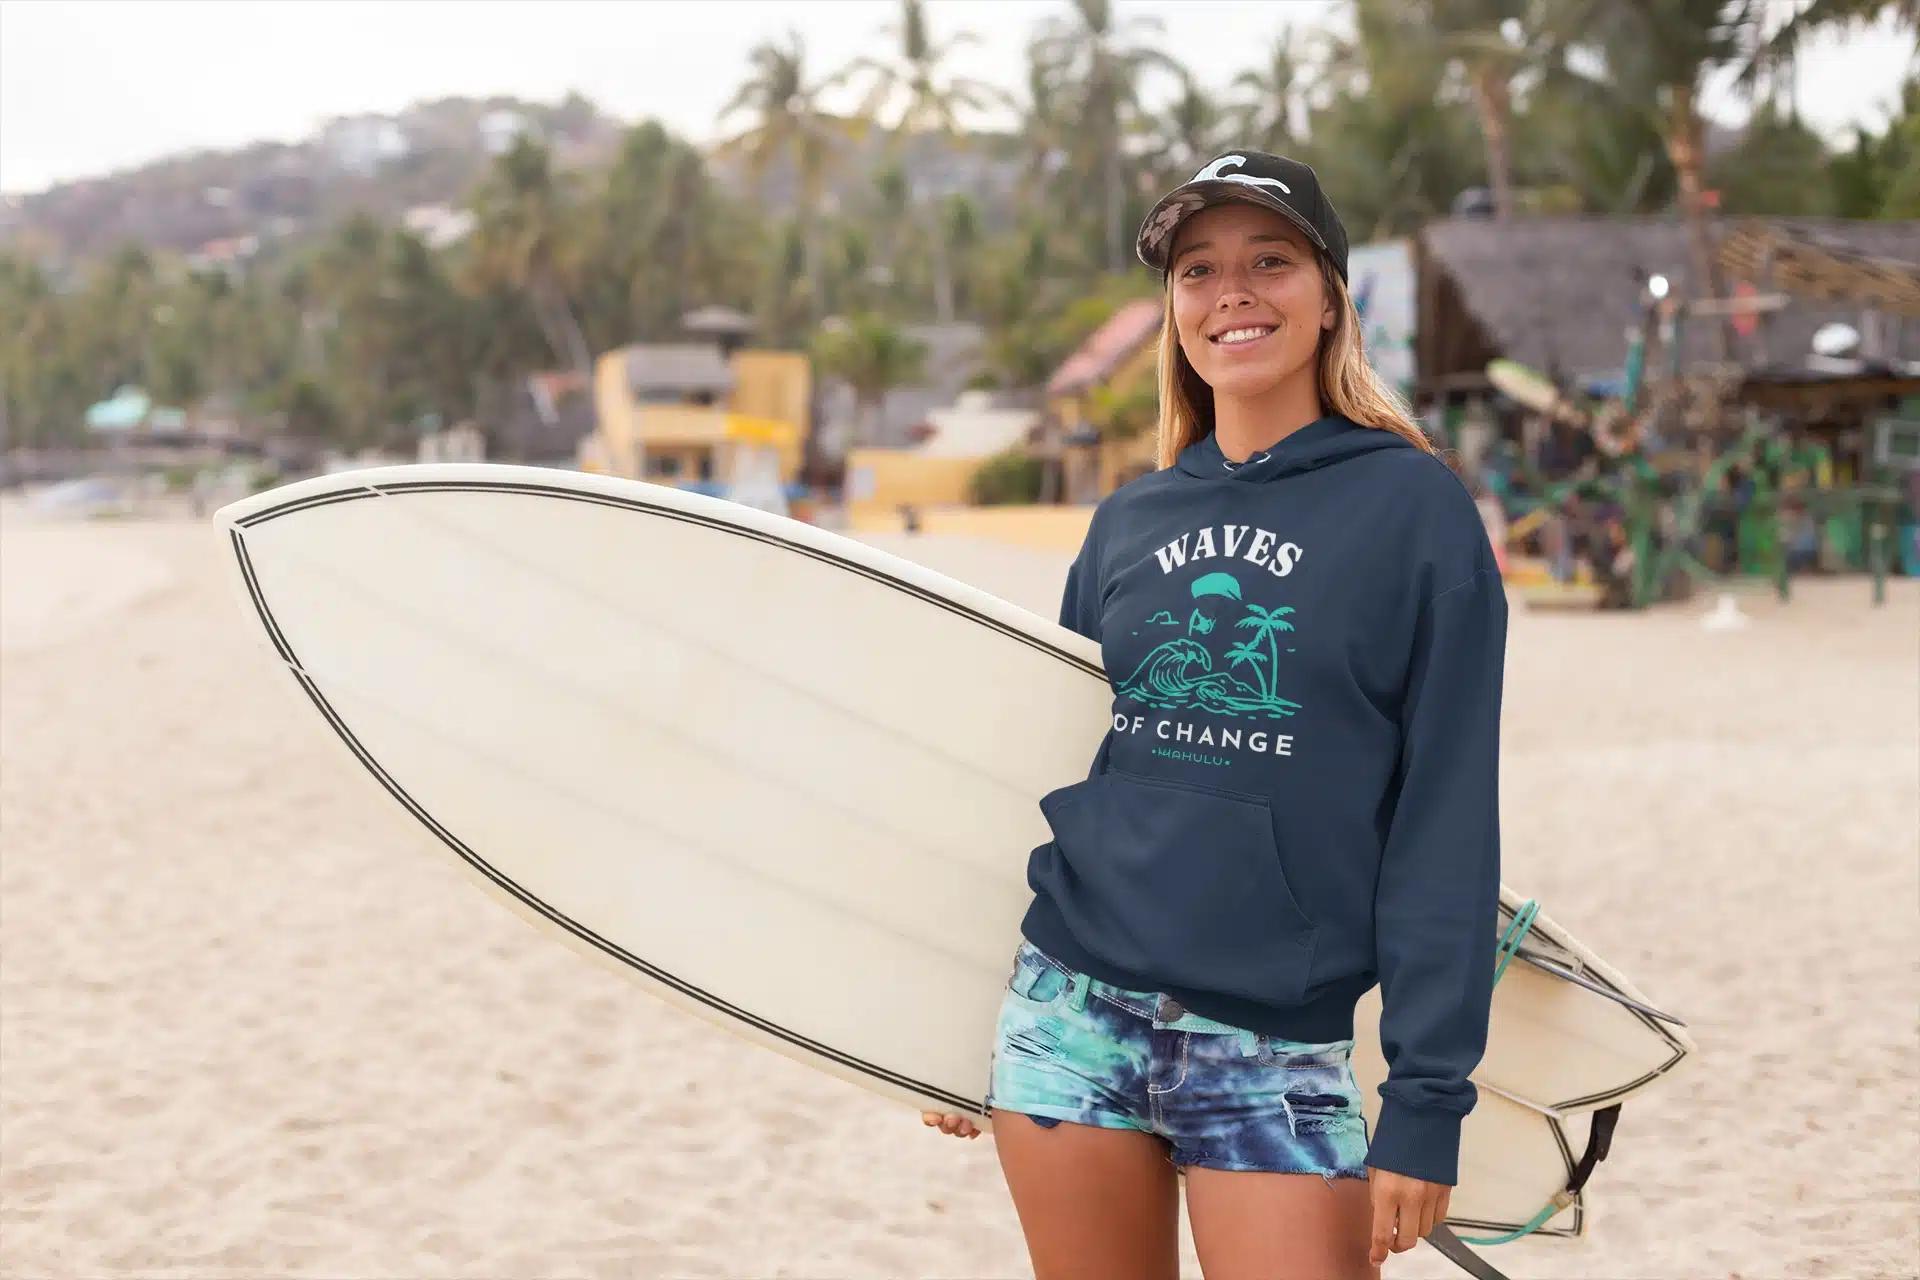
[1457,1193,1573,1246]
[1492,899,1538,988]
[1458,900,1577,1248]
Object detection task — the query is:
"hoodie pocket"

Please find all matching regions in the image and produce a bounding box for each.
[1035,768,1318,1006]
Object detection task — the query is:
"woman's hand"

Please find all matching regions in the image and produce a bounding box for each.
[921,1111,981,1139]
[1367,1167,1451,1264]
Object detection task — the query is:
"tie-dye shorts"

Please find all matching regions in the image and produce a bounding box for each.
[985,940,1372,1181]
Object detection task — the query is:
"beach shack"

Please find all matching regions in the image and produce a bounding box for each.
[1415,215,1920,462]
[1414,214,1920,592]
[84,386,189,439]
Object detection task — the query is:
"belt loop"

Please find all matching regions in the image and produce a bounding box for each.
[1238,1030,1260,1057]
[1068,972,1090,1012]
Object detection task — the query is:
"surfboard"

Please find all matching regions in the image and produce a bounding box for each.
[214,463,1693,1241]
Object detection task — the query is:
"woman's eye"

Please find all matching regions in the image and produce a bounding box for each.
[1181,262,1212,279]
[1255,254,1287,269]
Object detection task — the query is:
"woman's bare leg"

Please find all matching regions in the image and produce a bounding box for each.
[1184,1167,1378,1280]
[993,1113,1182,1280]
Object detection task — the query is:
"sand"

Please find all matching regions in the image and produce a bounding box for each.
[1,506,1915,1279]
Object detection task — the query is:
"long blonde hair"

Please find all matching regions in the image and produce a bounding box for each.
[1154,255,1434,469]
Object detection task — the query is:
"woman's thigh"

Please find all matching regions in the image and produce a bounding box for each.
[1152,1025,1375,1277]
[1185,1165,1377,1279]
[993,1112,1182,1280]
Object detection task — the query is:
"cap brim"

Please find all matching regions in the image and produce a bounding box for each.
[1135,180,1329,273]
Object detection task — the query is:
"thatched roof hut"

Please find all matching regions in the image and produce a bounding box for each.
[1415,216,1920,394]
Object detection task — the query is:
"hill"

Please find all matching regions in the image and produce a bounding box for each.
[0,95,626,266]
[0,94,1027,271]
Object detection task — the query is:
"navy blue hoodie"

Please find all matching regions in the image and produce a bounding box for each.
[1020,414,1506,1186]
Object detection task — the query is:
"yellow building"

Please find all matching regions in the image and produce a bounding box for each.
[844,390,1041,518]
[589,342,809,488]
[1045,298,1164,502]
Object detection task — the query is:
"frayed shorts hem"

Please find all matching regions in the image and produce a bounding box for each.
[1174,1156,1372,1182]
[985,1103,1145,1133]
[984,1104,1375,1183]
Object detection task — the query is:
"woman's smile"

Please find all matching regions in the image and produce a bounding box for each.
[1211,324,1278,348]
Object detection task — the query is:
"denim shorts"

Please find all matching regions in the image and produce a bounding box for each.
[985,940,1372,1181]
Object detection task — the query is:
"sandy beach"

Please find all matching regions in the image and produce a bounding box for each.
[1,503,1915,1279]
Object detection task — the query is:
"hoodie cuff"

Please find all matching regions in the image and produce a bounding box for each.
[1366,1099,1463,1186]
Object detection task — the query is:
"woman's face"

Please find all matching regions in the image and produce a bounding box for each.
[1168,202,1335,403]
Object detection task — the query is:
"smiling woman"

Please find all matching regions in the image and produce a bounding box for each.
[1168,202,1332,414]
[1137,151,1434,473]
[926,148,1510,1280]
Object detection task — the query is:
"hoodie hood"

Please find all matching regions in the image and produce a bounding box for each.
[1175,414,1414,482]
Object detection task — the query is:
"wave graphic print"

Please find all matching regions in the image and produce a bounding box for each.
[1112,569,1303,721]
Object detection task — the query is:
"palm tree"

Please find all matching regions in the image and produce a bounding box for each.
[841,0,1005,323]
[464,135,592,380]
[1012,34,1075,215]
[1308,4,1484,240]
[1234,604,1296,699]
[1225,639,1271,700]
[940,192,984,318]
[0,255,87,448]
[1708,108,1838,215]
[811,312,929,459]
[1035,0,1180,273]
[1149,70,1229,190]
[715,30,858,318]
[1557,0,1763,356]
[1230,27,1306,155]
[581,122,752,350]
[1427,0,1543,221]
[1515,53,1676,215]
[1739,0,1920,91]
[846,0,1002,138]
[79,245,161,393]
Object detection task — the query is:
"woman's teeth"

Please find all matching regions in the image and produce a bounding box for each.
[1214,326,1274,345]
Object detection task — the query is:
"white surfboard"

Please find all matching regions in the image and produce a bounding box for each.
[214,464,1692,1241]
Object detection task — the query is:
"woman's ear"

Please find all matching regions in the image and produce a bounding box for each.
[1321,298,1337,331]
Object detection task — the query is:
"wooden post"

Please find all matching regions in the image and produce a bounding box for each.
[1869,490,1889,606]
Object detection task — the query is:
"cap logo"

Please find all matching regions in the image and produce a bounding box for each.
[1191,153,1291,195]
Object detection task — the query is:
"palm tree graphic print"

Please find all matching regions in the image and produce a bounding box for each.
[1115,570,1302,720]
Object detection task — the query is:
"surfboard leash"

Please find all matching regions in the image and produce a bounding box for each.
[1425,899,1625,1275]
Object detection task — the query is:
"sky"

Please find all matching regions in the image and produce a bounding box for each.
[1,0,1915,197]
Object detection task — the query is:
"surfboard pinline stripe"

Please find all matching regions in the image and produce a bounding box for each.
[1491,900,1689,1111]
[235,478,1105,680]
[226,525,984,1116]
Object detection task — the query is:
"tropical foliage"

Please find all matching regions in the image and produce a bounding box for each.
[1,0,1913,454]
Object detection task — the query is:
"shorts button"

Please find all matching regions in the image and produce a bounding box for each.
[1161,999,1185,1021]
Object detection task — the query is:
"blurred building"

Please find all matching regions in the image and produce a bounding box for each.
[844,389,1040,519]
[480,109,536,156]
[1415,215,1920,397]
[402,203,476,249]
[588,308,809,493]
[185,234,259,278]
[816,321,987,450]
[1045,299,1163,503]
[320,115,410,175]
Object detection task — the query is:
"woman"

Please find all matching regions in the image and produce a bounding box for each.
[925,150,1506,1279]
